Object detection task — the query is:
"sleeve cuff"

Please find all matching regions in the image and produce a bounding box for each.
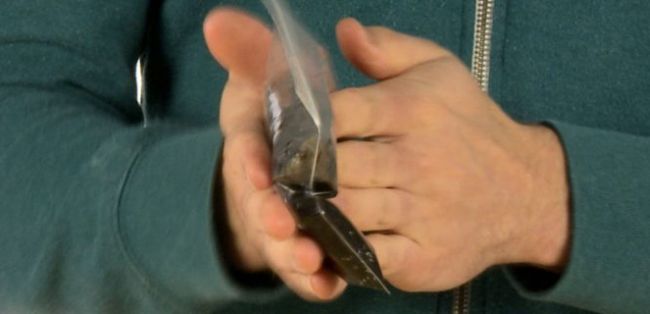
[116,125,286,310]
[504,120,650,313]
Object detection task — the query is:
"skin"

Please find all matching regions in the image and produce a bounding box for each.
[203,9,570,300]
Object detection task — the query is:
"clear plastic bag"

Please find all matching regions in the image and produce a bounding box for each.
[263,0,388,293]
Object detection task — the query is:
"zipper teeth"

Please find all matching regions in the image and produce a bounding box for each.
[471,0,495,92]
[452,0,495,313]
[452,284,471,314]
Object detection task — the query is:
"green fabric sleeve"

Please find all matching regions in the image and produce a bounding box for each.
[504,121,650,314]
[0,1,281,313]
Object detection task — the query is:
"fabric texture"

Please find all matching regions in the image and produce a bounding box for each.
[1,0,648,313]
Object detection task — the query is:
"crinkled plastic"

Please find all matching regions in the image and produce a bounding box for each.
[262,0,389,293]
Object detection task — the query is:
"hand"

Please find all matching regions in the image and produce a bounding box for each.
[330,19,570,292]
[203,9,345,300]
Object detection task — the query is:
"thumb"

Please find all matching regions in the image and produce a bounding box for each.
[336,18,451,80]
[203,8,273,190]
[203,8,272,135]
[203,8,272,86]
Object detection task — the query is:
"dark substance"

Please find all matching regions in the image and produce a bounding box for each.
[266,85,388,293]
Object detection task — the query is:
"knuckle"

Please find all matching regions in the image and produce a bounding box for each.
[332,87,378,137]
[331,87,366,119]
[413,149,434,173]
[396,142,430,178]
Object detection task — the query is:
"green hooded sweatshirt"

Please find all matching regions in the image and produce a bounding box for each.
[1,0,648,313]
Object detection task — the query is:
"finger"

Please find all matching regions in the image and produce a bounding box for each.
[277,271,324,301]
[203,8,271,86]
[269,235,345,300]
[262,235,320,275]
[258,190,296,240]
[330,86,407,139]
[293,236,325,275]
[203,8,269,135]
[336,18,451,80]
[262,236,337,301]
[365,233,419,280]
[310,269,347,300]
[278,270,344,302]
[248,189,296,239]
[331,188,412,232]
[337,140,403,188]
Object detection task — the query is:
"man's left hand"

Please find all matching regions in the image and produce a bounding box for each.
[330,18,571,292]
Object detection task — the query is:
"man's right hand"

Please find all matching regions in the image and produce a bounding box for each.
[203,9,346,301]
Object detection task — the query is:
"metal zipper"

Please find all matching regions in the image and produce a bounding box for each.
[451,0,495,313]
[452,285,472,314]
[470,0,495,92]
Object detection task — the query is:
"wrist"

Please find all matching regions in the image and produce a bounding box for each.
[520,125,571,271]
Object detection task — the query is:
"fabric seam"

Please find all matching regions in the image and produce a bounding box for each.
[112,137,193,314]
